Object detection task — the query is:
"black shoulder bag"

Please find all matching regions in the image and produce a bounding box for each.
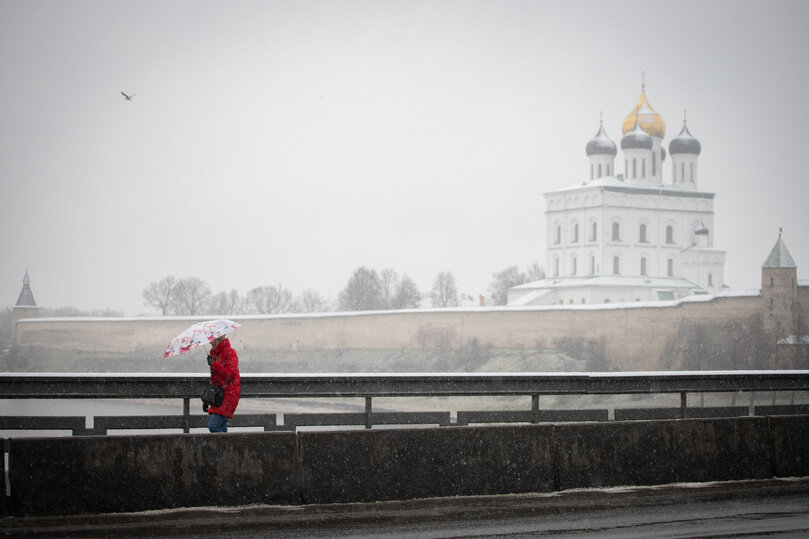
[201,384,225,407]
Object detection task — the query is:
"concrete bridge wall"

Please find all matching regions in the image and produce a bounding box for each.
[5,415,809,517]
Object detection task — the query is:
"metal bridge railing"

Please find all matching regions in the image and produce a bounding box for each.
[1,371,809,436]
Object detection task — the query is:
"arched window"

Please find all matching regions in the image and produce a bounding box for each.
[590,164,593,180]
[666,225,674,244]
[591,222,598,241]
[681,163,685,181]
[612,222,621,241]
[652,152,656,176]
[632,158,637,178]
[642,159,646,178]
[555,225,561,244]
[640,257,647,276]
[597,163,602,177]
[590,256,595,275]
[639,224,647,243]
[554,257,560,277]
[667,258,674,277]
[613,256,620,275]
[572,223,579,243]
[571,255,577,276]
[708,273,713,287]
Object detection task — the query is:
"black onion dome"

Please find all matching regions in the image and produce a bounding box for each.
[669,122,701,155]
[586,124,617,156]
[620,118,653,150]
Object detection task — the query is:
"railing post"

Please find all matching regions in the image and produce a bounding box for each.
[365,397,372,429]
[532,394,539,423]
[183,398,190,433]
[680,392,687,419]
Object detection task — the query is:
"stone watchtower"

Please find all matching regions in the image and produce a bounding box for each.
[12,271,40,336]
[761,233,798,338]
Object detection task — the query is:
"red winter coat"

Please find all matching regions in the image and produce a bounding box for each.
[208,338,240,418]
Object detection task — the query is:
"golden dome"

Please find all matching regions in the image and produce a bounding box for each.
[622,89,666,138]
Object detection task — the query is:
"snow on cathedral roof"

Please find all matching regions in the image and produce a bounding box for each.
[511,275,703,292]
[547,176,714,198]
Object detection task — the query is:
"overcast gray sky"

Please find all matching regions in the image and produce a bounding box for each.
[2,0,808,316]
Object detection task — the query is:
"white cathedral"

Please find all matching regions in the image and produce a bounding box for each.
[508,83,726,306]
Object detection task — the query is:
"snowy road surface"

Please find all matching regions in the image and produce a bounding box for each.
[263,496,809,538]
[5,479,809,538]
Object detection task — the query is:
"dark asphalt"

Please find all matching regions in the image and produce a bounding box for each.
[3,478,809,537]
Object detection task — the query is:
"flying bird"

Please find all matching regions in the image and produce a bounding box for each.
[121,92,135,100]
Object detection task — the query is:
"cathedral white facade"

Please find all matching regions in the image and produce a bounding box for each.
[509,83,726,306]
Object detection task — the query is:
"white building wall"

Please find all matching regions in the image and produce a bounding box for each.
[544,182,722,296]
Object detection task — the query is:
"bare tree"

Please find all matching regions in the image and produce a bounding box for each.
[430,271,458,308]
[208,289,242,315]
[380,268,399,309]
[246,285,294,314]
[526,262,545,281]
[660,314,775,371]
[142,276,177,315]
[489,263,545,306]
[339,267,384,311]
[392,275,421,309]
[297,289,331,313]
[0,307,12,350]
[489,266,527,306]
[171,277,212,316]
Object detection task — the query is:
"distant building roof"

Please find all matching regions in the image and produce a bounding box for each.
[511,275,702,292]
[15,271,37,307]
[762,234,797,269]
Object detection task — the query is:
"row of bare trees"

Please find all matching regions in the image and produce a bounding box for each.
[143,262,545,316]
[142,277,328,316]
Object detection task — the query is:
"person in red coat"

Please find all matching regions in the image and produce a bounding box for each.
[205,336,241,433]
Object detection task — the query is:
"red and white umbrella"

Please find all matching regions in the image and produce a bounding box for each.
[163,319,241,358]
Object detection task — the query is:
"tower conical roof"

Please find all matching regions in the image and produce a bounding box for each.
[762,234,797,268]
[15,271,37,307]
